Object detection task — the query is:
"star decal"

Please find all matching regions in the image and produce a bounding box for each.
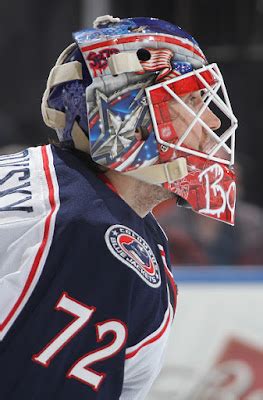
[91,90,147,161]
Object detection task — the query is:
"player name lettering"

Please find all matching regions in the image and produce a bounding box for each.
[0,149,33,212]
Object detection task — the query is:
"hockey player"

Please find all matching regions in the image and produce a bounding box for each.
[0,16,237,399]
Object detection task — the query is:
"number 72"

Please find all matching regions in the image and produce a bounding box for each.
[32,292,128,392]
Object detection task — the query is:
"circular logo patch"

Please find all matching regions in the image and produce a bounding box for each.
[105,225,161,288]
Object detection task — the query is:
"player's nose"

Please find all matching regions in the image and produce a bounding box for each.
[202,107,221,131]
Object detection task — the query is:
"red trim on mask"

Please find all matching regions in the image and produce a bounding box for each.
[150,71,216,104]
[80,34,206,61]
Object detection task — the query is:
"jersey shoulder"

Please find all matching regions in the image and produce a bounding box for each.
[51,144,136,228]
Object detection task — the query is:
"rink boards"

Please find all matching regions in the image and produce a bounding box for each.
[147,266,263,400]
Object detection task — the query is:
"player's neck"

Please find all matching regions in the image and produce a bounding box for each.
[105,170,174,218]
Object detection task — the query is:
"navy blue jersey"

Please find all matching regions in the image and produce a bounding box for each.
[0,145,177,399]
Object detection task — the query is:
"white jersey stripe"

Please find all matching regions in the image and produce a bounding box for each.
[125,304,171,359]
[120,304,173,400]
[0,145,60,340]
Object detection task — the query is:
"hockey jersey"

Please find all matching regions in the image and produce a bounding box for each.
[0,144,177,400]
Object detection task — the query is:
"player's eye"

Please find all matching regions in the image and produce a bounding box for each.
[188,94,198,105]
[187,91,204,107]
[200,89,208,98]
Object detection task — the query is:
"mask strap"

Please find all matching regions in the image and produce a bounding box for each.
[124,157,188,184]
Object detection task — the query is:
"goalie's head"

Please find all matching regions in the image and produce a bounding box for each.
[42,15,238,225]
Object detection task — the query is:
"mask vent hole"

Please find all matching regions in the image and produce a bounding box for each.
[137,48,151,61]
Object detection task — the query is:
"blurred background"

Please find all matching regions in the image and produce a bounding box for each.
[1,1,263,398]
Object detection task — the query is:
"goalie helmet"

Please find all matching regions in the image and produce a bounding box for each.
[42,15,238,225]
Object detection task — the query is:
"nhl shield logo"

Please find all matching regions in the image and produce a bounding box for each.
[105,225,161,288]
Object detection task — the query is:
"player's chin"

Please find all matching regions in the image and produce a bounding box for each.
[153,185,178,203]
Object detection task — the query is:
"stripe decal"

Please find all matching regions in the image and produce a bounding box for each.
[80,33,206,61]
[172,266,263,283]
[0,146,59,339]
[158,244,178,316]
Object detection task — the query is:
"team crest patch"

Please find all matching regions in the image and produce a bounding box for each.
[105,225,161,288]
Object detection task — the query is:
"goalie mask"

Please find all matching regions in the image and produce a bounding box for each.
[42,15,238,225]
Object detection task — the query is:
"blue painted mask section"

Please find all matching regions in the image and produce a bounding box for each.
[128,132,159,168]
[48,46,92,143]
[172,61,194,75]
[73,19,137,43]
[128,17,199,46]
[74,17,199,47]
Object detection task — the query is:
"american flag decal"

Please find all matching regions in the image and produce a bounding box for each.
[138,48,176,81]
